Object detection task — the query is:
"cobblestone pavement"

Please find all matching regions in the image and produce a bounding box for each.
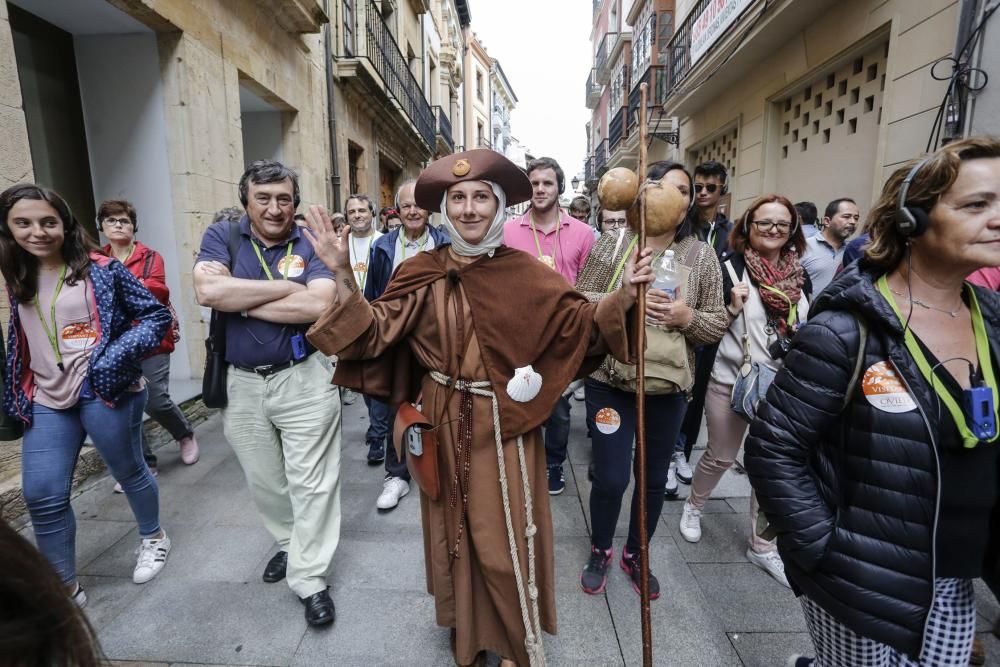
[36,392,1000,666]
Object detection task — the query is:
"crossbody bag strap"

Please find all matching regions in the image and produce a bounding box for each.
[724,260,752,366]
[841,315,868,411]
[210,221,243,340]
[141,251,157,280]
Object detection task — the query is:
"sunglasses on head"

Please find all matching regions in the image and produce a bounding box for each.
[694,184,719,194]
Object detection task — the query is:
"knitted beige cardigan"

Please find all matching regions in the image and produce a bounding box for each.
[575,229,729,390]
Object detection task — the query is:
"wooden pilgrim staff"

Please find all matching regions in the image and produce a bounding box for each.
[634,81,653,667]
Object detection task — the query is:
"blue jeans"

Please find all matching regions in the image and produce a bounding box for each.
[544,394,572,467]
[586,379,687,552]
[22,389,160,584]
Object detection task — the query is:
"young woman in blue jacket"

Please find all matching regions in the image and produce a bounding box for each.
[1,184,173,608]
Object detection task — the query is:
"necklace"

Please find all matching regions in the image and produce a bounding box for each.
[529,209,561,270]
[889,287,964,318]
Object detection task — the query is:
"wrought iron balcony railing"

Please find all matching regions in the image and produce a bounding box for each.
[585,68,601,109]
[594,139,609,173]
[595,31,618,84]
[433,106,454,153]
[359,1,435,149]
[608,106,625,153]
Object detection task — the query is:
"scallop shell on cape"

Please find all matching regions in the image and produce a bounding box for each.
[506,365,543,403]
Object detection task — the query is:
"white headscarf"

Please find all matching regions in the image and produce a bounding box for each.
[439,180,508,257]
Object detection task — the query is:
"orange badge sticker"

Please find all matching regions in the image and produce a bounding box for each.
[277,254,305,278]
[862,360,917,413]
[61,322,98,351]
[452,159,471,177]
[594,407,622,435]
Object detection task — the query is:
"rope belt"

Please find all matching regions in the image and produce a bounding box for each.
[428,370,546,667]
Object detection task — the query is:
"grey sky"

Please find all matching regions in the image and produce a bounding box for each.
[468,0,591,184]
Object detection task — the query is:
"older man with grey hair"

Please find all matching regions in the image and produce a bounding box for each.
[193,160,342,627]
[364,180,450,511]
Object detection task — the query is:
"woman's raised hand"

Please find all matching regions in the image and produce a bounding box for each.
[303,204,351,271]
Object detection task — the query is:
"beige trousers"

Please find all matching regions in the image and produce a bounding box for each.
[223,353,342,597]
[688,379,775,554]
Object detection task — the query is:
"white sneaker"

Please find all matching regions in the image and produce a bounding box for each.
[679,502,702,543]
[673,452,693,484]
[573,386,586,401]
[747,548,790,588]
[343,388,357,405]
[665,461,678,497]
[376,476,410,510]
[133,533,171,584]
[71,583,87,609]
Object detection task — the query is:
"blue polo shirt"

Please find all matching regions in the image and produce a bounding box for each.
[196,216,334,367]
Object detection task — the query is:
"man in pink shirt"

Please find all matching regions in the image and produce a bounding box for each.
[503,157,596,495]
[504,157,596,284]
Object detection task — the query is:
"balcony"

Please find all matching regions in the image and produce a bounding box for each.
[333,1,435,155]
[585,69,601,109]
[626,66,670,136]
[594,139,609,174]
[585,156,596,187]
[260,0,327,33]
[433,106,454,154]
[477,138,492,149]
[608,106,625,153]
[595,32,618,85]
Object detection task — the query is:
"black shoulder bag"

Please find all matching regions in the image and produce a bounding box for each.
[0,334,24,441]
[202,222,241,408]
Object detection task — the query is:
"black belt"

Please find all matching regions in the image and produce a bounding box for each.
[233,354,312,377]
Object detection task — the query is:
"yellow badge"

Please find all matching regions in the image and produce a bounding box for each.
[452,159,471,177]
[353,261,368,273]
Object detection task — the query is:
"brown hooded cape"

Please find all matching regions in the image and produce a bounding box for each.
[309,245,634,440]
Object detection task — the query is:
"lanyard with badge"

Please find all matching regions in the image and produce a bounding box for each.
[251,239,307,360]
[399,231,429,260]
[530,210,561,271]
[34,264,67,372]
[352,234,374,289]
[877,275,998,446]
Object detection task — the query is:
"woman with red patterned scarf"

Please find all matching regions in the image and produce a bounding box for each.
[678,194,812,588]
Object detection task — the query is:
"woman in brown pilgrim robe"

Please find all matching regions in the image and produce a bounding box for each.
[304,149,653,666]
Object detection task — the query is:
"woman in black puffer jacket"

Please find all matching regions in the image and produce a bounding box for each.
[745,136,1000,667]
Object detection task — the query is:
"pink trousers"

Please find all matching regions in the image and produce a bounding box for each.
[688,379,776,554]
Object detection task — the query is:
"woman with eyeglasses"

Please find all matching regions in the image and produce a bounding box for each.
[99,200,199,482]
[575,160,727,597]
[1,184,173,607]
[678,194,811,588]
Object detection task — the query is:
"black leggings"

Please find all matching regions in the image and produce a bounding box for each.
[586,379,687,552]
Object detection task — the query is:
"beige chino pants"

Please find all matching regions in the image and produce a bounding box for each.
[688,379,775,555]
[222,352,342,598]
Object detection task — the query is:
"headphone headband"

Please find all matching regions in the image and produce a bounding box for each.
[897,158,930,213]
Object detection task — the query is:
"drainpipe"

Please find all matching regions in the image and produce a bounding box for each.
[324,0,342,211]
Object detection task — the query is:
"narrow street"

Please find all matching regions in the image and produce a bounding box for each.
[36,395,1000,666]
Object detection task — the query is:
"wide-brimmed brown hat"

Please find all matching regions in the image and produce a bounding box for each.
[415,149,532,213]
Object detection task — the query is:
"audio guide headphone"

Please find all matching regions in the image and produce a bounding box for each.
[894,158,931,238]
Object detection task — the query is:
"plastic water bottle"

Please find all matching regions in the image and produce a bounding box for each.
[651,249,679,301]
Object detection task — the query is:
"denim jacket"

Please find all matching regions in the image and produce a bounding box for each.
[4,252,171,425]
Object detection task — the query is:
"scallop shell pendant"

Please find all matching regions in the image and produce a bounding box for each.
[506,365,543,403]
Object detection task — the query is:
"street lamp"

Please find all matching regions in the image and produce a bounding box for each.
[571,176,580,191]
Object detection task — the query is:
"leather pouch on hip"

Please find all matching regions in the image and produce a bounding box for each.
[393,401,440,500]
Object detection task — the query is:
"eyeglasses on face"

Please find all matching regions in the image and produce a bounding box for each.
[602,217,628,228]
[751,219,792,234]
[101,217,133,228]
[694,183,719,194]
